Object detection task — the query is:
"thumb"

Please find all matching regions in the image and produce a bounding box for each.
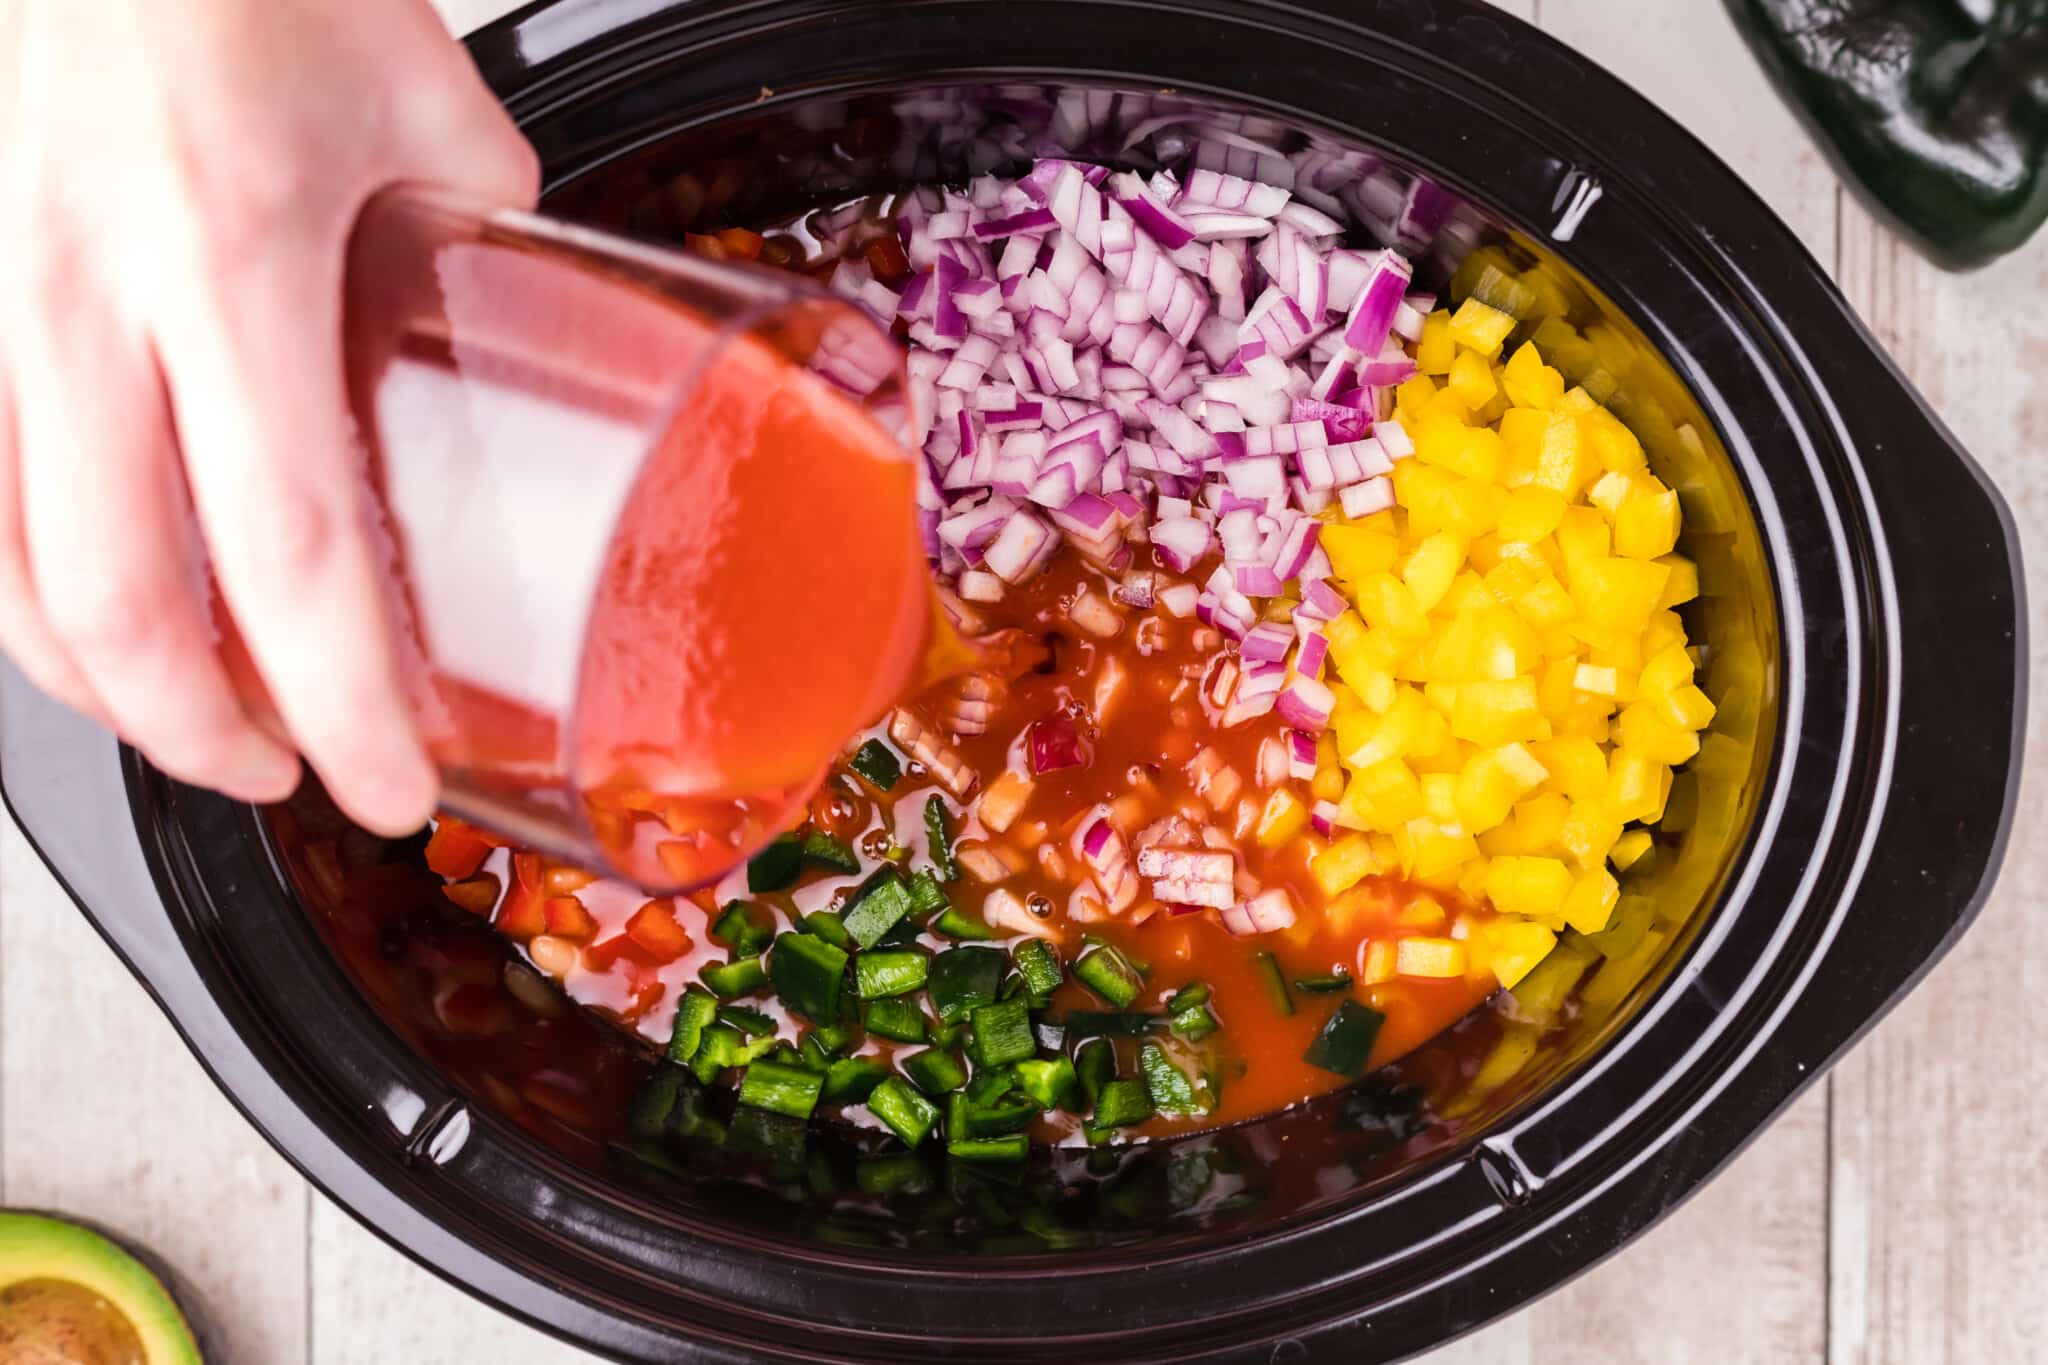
[391,19,540,211]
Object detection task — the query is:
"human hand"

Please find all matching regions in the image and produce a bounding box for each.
[0,0,537,834]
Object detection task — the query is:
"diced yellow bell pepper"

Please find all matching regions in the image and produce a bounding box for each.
[1636,642,1694,699]
[1340,758,1424,828]
[1346,687,1428,765]
[1563,868,1621,934]
[1482,554,1543,602]
[1657,683,1718,731]
[1484,856,1574,920]
[1397,936,1469,978]
[1402,532,1465,611]
[1394,374,1440,424]
[1451,679,1542,746]
[1529,412,1588,498]
[1487,921,1558,988]
[1310,834,1379,896]
[1657,555,1700,607]
[1477,791,1572,856]
[1417,310,1457,374]
[1256,789,1312,848]
[1449,349,1499,408]
[1614,487,1682,560]
[1559,799,1624,868]
[1360,939,1399,984]
[1400,895,1449,931]
[1533,736,1608,802]
[1616,703,1701,764]
[1448,299,1517,358]
[1500,406,1552,464]
[1502,342,1565,410]
[1582,405,1646,473]
[1404,821,1480,882]
[1322,523,1400,583]
[1515,576,1578,628]
[1641,610,1689,660]
[1355,573,1430,636]
[1453,750,1520,833]
[1573,662,1619,697]
[1571,557,1671,628]
[1440,572,1497,616]
[1607,750,1667,823]
[1498,485,1568,544]
[1609,828,1654,871]
[1437,476,1504,539]
[1554,505,1609,581]
[1421,772,1460,826]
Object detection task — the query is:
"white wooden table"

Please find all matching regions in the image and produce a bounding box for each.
[4,1,2042,1360]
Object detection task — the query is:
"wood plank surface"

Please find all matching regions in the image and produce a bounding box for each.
[0,817,312,1365]
[3,0,2043,1363]
[1825,204,2048,1365]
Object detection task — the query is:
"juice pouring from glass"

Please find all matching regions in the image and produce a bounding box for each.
[336,186,933,890]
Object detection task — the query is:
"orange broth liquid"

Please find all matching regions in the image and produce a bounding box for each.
[417,220,1502,1141]
[439,540,1499,1141]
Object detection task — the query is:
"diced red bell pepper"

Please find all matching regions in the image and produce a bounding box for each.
[441,873,502,916]
[716,227,764,260]
[623,977,668,1022]
[684,232,730,261]
[865,235,912,285]
[624,900,691,963]
[424,819,494,880]
[543,895,598,942]
[493,852,549,939]
[582,933,659,975]
[1028,712,1092,776]
[544,865,598,896]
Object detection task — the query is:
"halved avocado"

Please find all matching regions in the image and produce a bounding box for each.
[0,1212,202,1364]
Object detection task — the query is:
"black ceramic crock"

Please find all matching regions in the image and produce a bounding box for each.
[0,1,2026,1360]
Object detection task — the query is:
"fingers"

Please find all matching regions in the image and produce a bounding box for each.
[10,303,300,800]
[162,225,437,836]
[0,362,109,722]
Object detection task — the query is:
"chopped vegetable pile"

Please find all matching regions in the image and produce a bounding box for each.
[425,149,1716,1158]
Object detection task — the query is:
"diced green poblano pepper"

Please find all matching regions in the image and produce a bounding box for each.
[843,869,916,949]
[967,998,1037,1068]
[866,1076,939,1146]
[1073,944,1144,1008]
[1012,939,1063,997]
[768,932,848,1023]
[666,987,719,1064]
[738,1060,825,1120]
[710,900,774,958]
[847,738,903,791]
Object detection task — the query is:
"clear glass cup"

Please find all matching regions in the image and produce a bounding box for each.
[336,185,923,891]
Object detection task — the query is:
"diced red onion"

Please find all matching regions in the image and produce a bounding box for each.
[1295,628,1331,679]
[1240,887,1297,933]
[1157,582,1199,618]
[958,569,1005,603]
[1287,729,1320,780]
[1309,800,1341,837]
[1275,675,1335,730]
[1339,477,1396,519]
[1374,417,1415,459]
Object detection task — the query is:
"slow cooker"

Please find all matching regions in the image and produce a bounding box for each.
[1,0,2025,1360]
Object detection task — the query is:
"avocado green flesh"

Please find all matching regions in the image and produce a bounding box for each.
[0,1214,200,1364]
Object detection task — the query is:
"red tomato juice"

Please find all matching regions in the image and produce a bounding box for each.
[345,223,928,888]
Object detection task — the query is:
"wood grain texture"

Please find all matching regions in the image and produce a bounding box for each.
[1825,204,2048,1365]
[0,817,311,1365]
